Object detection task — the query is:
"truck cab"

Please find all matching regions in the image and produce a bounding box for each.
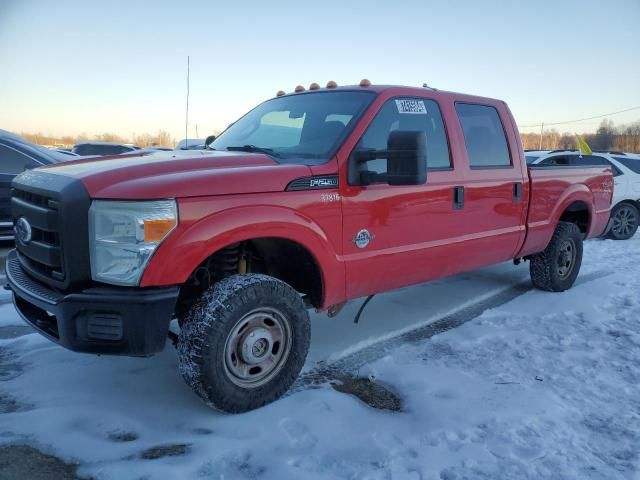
[6,82,613,412]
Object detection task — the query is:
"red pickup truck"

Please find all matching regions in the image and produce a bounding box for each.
[7,82,613,412]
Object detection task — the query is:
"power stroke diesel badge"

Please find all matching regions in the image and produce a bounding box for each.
[352,229,374,249]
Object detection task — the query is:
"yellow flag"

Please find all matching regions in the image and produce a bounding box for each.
[575,134,593,155]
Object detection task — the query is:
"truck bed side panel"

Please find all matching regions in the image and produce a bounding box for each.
[517,166,613,257]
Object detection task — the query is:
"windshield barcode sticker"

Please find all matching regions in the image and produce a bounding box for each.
[395,99,427,114]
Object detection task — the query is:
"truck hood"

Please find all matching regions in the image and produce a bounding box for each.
[39,150,312,199]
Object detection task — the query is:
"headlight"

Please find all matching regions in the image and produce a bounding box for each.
[89,200,178,286]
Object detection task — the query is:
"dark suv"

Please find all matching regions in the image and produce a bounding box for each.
[0,131,70,240]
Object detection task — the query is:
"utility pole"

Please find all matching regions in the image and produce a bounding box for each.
[538,122,544,150]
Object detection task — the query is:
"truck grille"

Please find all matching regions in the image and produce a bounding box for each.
[12,187,65,281]
[11,170,92,291]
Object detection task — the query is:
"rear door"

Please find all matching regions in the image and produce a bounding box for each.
[453,103,528,266]
[0,143,42,236]
[340,96,467,299]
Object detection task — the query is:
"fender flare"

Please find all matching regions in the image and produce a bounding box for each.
[550,184,594,232]
[518,185,595,258]
[140,205,344,308]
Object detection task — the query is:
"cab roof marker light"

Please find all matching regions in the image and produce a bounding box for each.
[309,82,320,90]
[359,78,371,87]
[326,80,337,88]
[294,85,305,93]
[276,90,286,96]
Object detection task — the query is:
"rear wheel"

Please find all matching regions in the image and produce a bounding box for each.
[529,222,583,292]
[607,203,639,240]
[177,274,310,413]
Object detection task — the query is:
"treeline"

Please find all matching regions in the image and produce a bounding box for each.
[18,119,640,153]
[20,130,175,148]
[520,120,640,152]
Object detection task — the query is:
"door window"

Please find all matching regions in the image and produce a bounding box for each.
[0,144,39,174]
[351,97,451,183]
[455,103,511,168]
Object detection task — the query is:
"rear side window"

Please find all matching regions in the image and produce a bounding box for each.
[73,145,94,155]
[74,145,131,156]
[614,156,640,174]
[356,97,451,175]
[574,155,624,176]
[456,103,511,168]
[574,155,607,166]
[540,155,574,166]
[0,144,40,174]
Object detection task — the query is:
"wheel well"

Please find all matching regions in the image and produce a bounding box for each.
[614,199,640,211]
[559,201,590,234]
[176,238,323,318]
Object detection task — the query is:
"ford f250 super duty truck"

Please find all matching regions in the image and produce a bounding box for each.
[6,81,613,412]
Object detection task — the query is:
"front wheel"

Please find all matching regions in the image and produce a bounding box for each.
[177,274,310,413]
[529,222,583,292]
[607,203,639,240]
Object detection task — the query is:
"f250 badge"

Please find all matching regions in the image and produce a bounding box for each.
[310,177,338,188]
[353,229,375,249]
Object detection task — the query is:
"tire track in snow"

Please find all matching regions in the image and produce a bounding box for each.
[293,269,613,392]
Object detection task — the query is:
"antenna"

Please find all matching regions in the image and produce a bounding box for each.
[185,56,190,148]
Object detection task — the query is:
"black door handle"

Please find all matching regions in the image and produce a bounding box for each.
[453,186,464,210]
[513,182,522,203]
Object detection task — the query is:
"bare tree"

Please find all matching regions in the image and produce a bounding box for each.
[592,120,616,150]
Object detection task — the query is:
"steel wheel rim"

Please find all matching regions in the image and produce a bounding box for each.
[557,239,576,279]
[223,307,292,388]
[612,207,637,237]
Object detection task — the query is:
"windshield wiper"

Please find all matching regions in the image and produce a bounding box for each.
[226,145,279,157]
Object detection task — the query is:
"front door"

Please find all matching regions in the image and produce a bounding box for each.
[340,96,466,300]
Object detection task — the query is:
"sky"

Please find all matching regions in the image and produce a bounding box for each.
[0,0,639,141]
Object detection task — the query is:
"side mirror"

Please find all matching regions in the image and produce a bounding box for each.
[204,135,216,148]
[386,130,427,185]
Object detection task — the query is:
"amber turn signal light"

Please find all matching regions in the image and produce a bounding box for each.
[144,218,177,243]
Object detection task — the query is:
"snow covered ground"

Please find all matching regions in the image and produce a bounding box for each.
[0,237,639,479]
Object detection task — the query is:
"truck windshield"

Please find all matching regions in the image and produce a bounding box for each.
[209,91,375,164]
